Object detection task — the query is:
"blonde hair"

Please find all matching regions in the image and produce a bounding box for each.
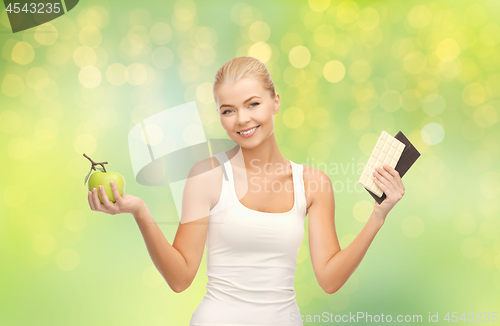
[213,56,276,104]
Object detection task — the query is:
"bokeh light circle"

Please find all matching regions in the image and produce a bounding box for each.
[8,137,32,160]
[34,23,58,46]
[73,46,97,68]
[282,107,305,128]
[248,21,271,42]
[79,66,102,88]
[11,41,35,65]
[479,218,498,240]
[126,63,148,86]
[289,46,311,68]
[35,118,58,141]
[359,133,378,155]
[196,82,213,105]
[380,90,402,112]
[106,63,129,86]
[2,74,25,97]
[480,171,500,199]
[0,110,22,133]
[74,134,97,155]
[79,26,102,48]
[436,38,461,62]
[308,0,330,12]
[337,1,359,24]
[404,51,427,74]
[464,4,488,28]
[142,265,164,288]
[45,42,70,66]
[35,78,58,101]
[462,82,486,106]
[348,60,371,82]
[323,60,345,83]
[314,24,336,47]
[480,22,500,47]
[248,42,272,63]
[474,104,497,128]
[150,22,173,45]
[353,200,372,222]
[194,26,217,48]
[26,67,49,90]
[421,122,445,145]
[307,107,330,129]
[151,47,175,69]
[32,232,56,256]
[407,5,432,29]
[357,7,379,31]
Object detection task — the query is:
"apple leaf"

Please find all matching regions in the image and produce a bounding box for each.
[84,167,93,185]
[96,166,105,172]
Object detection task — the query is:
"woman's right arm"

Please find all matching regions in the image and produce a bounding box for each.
[89,159,215,293]
[133,204,193,293]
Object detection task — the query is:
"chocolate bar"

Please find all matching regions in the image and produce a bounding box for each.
[359,131,421,204]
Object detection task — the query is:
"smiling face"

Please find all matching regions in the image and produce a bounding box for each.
[215,75,280,149]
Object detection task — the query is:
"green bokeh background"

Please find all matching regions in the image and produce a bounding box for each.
[1,0,500,325]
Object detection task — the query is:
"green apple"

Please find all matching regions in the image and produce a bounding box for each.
[88,171,125,204]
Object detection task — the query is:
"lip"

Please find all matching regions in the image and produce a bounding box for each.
[237,125,260,133]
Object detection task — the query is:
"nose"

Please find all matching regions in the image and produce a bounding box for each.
[236,108,251,126]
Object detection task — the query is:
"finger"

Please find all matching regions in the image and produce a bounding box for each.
[380,164,405,196]
[382,164,403,188]
[376,165,395,184]
[110,181,122,203]
[373,167,394,190]
[99,185,114,211]
[88,191,95,211]
[92,187,105,212]
[373,169,395,198]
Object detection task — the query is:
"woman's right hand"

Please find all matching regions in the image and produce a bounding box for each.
[88,181,144,216]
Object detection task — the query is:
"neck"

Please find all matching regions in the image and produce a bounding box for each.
[228,131,288,174]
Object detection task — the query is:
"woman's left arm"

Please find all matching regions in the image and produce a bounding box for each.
[308,164,405,294]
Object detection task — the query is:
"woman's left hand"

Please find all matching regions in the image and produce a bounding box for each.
[372,164,405,219]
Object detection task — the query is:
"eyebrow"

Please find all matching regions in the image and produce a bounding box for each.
[219,96,261,109]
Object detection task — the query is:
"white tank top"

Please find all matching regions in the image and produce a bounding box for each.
[190,151,307,326]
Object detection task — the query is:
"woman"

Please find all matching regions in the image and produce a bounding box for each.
[88,56,405,325]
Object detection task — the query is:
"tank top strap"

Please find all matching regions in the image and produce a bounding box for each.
[215,151,307,217]
[290,161,307,217]
[212,151,229,183]
[208,152,233,215]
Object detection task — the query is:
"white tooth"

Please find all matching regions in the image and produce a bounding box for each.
[240,126,256,134]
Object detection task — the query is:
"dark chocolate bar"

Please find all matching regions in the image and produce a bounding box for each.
[366,131,421,204]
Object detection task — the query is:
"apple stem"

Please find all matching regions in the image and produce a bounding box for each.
[83,153,108,173]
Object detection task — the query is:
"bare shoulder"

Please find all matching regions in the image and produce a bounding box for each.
[302,165,333,213]
[189,155,222,177]
[188,156,224,210]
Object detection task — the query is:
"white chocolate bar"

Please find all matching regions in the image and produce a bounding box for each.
[358,131,405,197]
